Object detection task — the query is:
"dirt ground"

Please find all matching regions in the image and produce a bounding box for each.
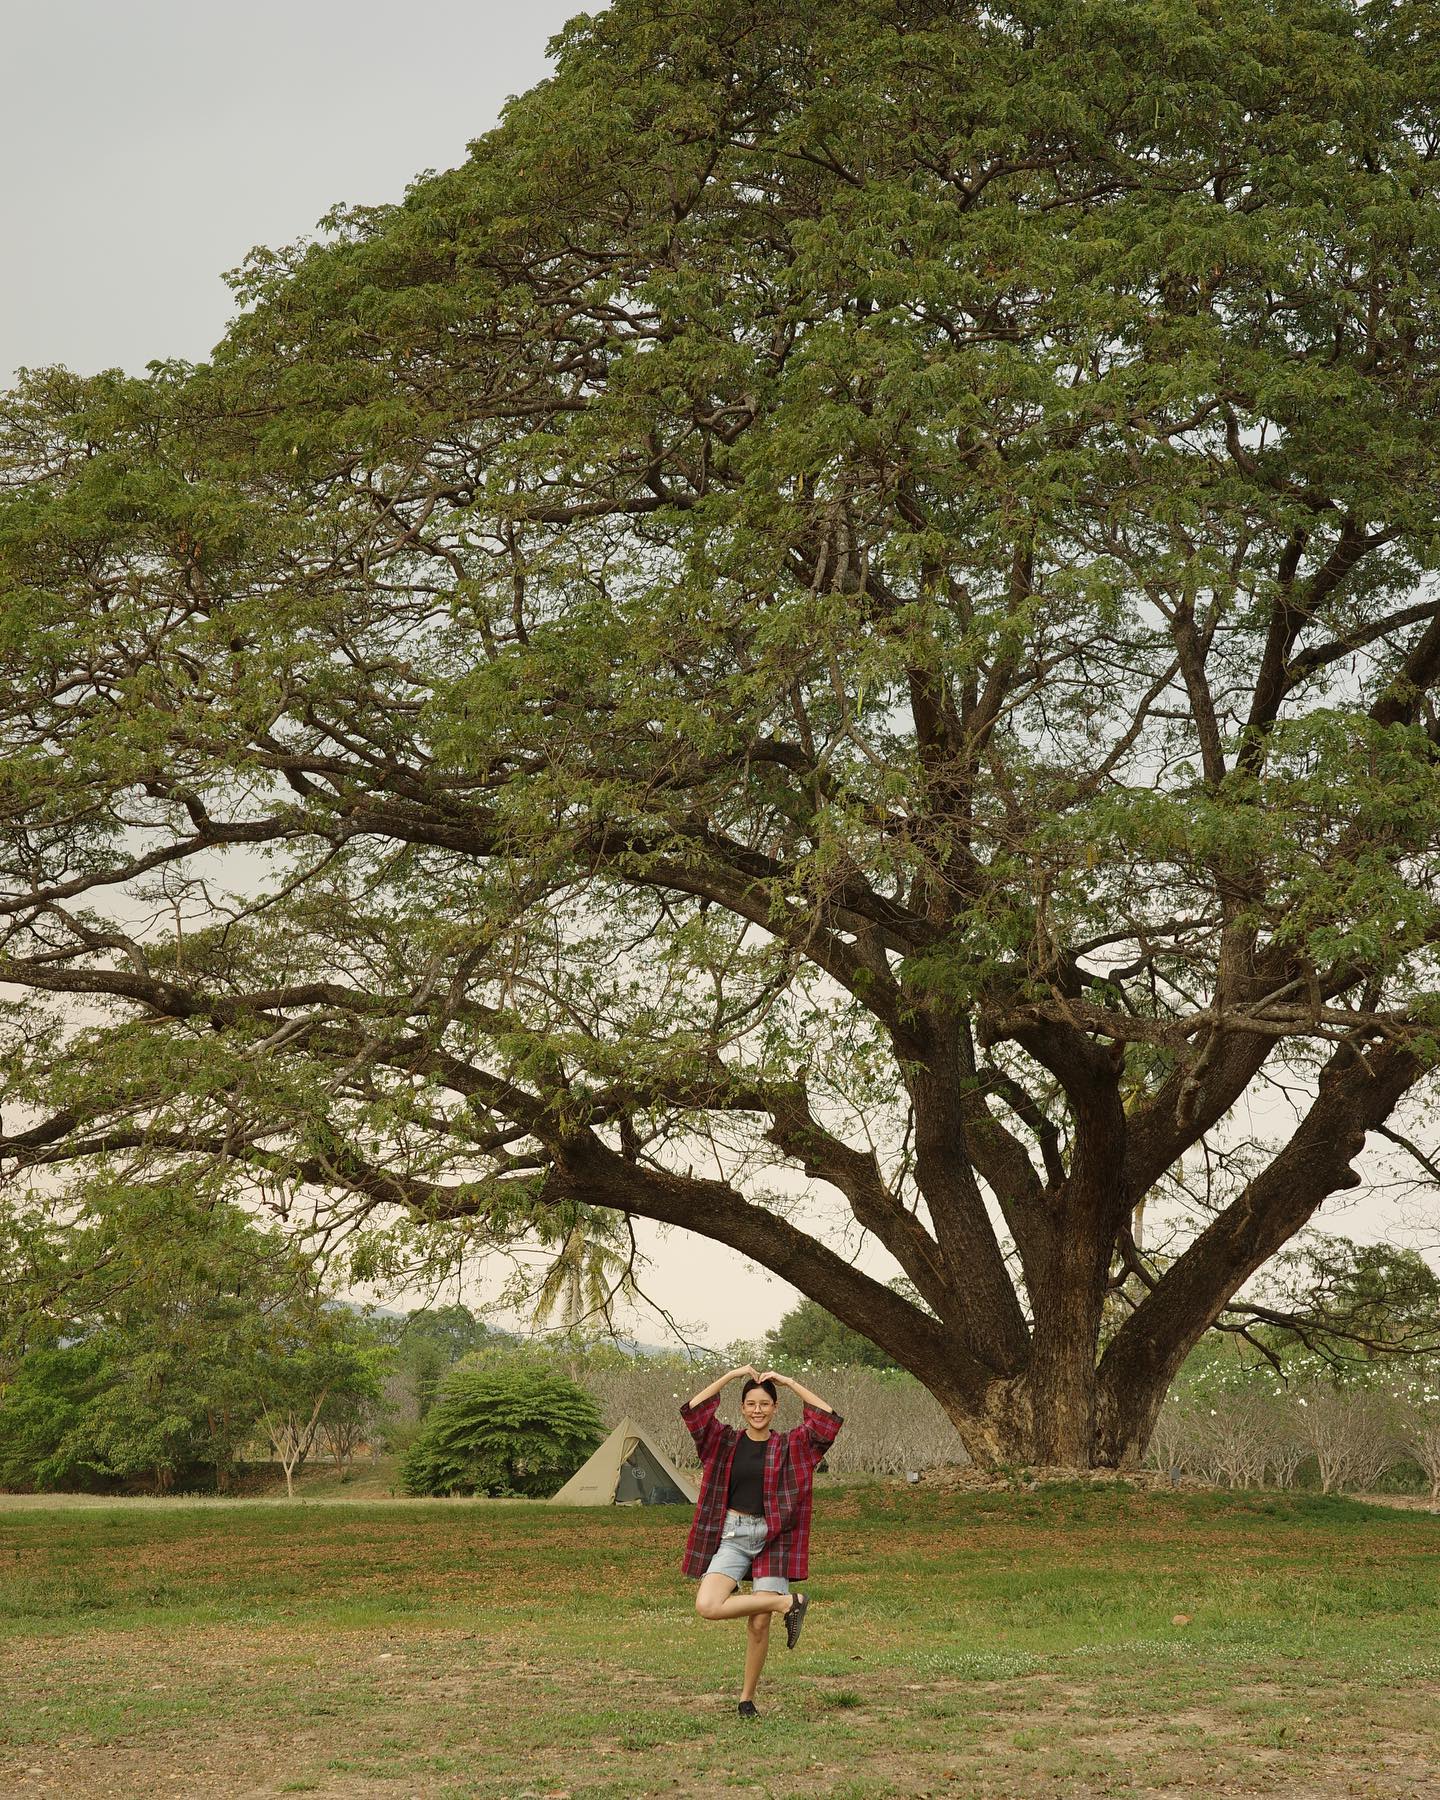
[4,1485,1438,1799]
[5,1620,1439,1800]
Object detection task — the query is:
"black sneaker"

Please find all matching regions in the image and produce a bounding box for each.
[737,1700,759,1719]
[784,1592,809,1650]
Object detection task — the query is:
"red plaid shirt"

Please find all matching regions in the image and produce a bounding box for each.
[680,1394,843,1582]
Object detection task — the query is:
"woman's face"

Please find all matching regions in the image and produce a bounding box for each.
[741,1387,776,1432]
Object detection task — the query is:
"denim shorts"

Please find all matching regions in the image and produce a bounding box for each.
[704,1509,790,1595]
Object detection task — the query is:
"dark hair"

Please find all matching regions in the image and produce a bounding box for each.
[741,1378,778,1402]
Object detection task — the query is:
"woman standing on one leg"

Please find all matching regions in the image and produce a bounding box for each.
[681,1364,842,1720]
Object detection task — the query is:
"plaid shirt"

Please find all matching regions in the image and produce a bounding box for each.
[680,1393,843,1582]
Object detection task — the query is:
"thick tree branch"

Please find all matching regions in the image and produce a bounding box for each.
[1100,1038,1422,1424]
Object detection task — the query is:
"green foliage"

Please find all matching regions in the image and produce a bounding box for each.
[764,1296,900,1370]
[1167,1233,1440,1399]
[390,1304,492,1365]
[0,1183,390,1493]
[1267,1236,1440,1362]
[0,1345,109,1490]
[385,1305,494,1421]
[399,1365,603,1497]
[254,1320,390,1438]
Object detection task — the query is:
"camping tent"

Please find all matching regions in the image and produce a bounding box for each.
[550,1417,698,1506]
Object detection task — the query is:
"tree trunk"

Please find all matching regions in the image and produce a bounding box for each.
[1024,1241,1111,1464]
[1094,1369,1172,1469]
[924,1362,1170,1471]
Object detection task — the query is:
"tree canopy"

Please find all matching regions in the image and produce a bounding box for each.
[0,1191,387,1492]
[3,0,1440,1465]
[765,1295,902,1371]
[1258,1235,1440,1364]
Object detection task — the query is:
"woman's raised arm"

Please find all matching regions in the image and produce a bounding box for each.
[759,1370,833,1412]
[686,1365,757,1409]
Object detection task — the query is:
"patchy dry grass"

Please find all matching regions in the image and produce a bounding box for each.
[2,1483,1438,1797]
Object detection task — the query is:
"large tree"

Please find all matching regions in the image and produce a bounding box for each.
[3,0,1440,1466]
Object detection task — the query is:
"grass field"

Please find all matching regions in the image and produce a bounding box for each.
[2,1482,1438,1799]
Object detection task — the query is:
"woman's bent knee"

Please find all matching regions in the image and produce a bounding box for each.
[695,1577,735,1621]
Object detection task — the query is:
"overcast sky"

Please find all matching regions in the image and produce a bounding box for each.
[4,1,1429,1351]
[0,0,582,381]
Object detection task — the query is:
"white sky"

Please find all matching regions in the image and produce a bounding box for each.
[3,0,1431,1353]
[1,0,580,380]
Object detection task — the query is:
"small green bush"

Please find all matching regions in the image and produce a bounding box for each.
[400,1365,603,1497]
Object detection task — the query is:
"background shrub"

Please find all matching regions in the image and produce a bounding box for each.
[579,1360,966,1476]
[400,1364,603,1497]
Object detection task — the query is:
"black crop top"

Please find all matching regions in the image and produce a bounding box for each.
[727,1432,768,1516]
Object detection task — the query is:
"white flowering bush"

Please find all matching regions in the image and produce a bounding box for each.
[1383,1366,1440,1498]
[465,1337,1440,1491]
[1145,1349,1440,1493]
[1149,1385,1306,1488]
[578,1359,967,1475]
[1296,1382,1399,1493]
